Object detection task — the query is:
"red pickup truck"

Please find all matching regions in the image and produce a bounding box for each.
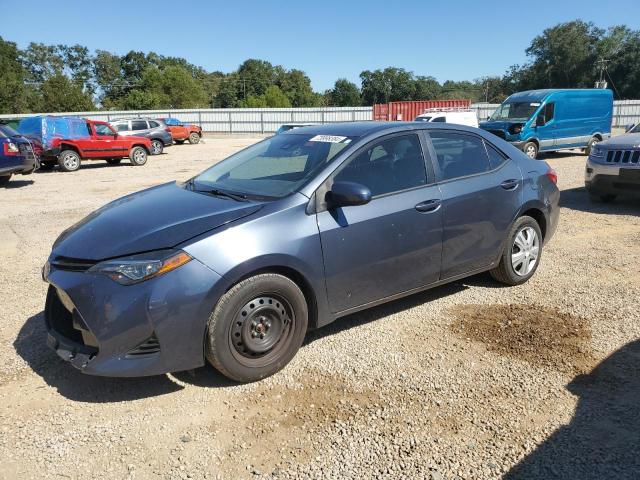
[19,117,152,172]
[159,118,202,144]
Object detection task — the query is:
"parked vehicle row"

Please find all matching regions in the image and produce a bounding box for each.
[0,116,204,183]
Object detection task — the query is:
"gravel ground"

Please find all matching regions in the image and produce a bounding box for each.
[1,137,639,480]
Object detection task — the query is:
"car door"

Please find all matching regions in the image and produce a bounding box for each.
[130,119,150,138]
[316,132,443,313]
[92,123,128,158]
[534,102,556,151]
[426,130,522,279]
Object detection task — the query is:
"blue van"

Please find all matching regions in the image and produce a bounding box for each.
[480,89,613,158]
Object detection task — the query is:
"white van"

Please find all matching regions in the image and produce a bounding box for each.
[414,108,479,128]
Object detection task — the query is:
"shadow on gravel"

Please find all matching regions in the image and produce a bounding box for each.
[560,187,640,215]
[505,340,640,479]
[4,179,34,188]
[305,281,467,345]
[14,312,184,402]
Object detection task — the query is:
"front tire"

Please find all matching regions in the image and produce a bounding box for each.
[129,146,147,166]
[585,136,599,156]
[150,139,164,155]
[490,216,543,286]
[188,132,201,144]
[205,274,308,383]
[522,141,538,159]
[58,150,81,172]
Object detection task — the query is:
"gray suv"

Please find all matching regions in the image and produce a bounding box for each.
[110,118,173,155]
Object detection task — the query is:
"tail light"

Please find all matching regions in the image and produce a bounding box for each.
[545,167,558,184]
[3,142,19,155]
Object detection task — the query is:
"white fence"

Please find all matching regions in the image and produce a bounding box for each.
[1,101,638,133]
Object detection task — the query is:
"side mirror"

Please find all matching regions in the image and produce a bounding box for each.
[326,181,372,208]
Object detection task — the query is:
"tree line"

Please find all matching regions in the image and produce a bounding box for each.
[1,20,639,114]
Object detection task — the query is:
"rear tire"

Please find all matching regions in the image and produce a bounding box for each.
[490,216,543,286]
[150,139,164,155]
[205,273,308,383]
[58,150,81,172]
[129,146,147,166]
[0,175,12,186]
[188,132,201,144]
[522,141,538,159]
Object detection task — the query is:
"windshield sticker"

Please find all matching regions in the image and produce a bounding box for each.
[309,135,349,143]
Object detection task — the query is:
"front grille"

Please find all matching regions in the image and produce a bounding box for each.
[606,150,640,164]
[51,256,97,272]
[126,334,161,357]
[45,286,98,354]
[486,129,506,140]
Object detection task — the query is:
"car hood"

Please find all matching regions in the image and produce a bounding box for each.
[599,133,640,149]
[479,120,516,131]
[52,182,264,261]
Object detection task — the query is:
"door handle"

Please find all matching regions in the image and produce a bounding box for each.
[415,199,441,213]
[500,179,519,191]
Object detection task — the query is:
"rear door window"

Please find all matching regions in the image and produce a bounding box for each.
[484,141,508,169]
[429,132,490,181]
[148,121,160,128]
[114,122,129,132]
[131,120,148,131]
[431,116,446,122]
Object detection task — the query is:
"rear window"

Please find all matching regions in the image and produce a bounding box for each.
[0,124,19,138]
[148,121,160,128]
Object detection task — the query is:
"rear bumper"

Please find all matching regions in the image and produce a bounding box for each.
[0,153,37,176]
[43,257,223,377]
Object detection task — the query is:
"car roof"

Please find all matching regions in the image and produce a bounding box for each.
[505,88,612,103]
[283,121,488,138]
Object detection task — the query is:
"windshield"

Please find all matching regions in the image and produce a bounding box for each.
[193,133,354,199]
[490,102,541,122]
[0,124,20,138]
[415,116,432,122]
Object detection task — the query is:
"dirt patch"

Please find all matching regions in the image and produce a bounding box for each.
[210,371,379,477]
[449,304,596,373]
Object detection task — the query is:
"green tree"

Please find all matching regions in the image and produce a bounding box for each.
[413,76,441,100]
[327,79,361,106]
[360,68,416,104]
[0,37,37,113]
[40,73,94,112]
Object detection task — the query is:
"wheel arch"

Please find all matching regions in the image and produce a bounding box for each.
[132,143,151,154]
[59,143,81,156]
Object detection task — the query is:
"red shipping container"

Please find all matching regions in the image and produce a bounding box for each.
[373,99,471,121]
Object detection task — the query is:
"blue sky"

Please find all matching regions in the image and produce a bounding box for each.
[2,0,638,91]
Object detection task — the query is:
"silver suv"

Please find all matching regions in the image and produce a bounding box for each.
[110,118,173,155]
[585,124,640,202]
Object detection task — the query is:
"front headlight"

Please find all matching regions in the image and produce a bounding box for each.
[89,250,192,285]
[590,144,604,158]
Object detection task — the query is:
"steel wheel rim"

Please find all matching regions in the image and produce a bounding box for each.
[511,226,539,276]
[134,149,146,163]
[230,295,295,367]
[525,145,536,158]
[63,153,79,170]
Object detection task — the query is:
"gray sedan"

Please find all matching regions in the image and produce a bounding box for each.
[43,122,560,382]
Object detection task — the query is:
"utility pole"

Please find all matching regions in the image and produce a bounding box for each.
[595,58,609,89]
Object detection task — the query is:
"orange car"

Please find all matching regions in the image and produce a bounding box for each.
[159,118,202,144]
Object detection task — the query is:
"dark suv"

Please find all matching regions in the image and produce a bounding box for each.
[110,118,173,155]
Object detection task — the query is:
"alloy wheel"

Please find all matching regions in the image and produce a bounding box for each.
[63,153,79,170]
[511,226,539,276]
